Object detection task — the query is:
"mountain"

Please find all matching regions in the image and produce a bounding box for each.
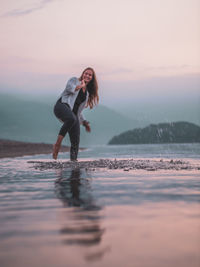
[108,122,200,144]
[0,93,137,145]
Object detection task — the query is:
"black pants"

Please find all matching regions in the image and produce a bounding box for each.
[54,99,80,160]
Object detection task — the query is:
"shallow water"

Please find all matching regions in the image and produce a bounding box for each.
[0,144,200,267]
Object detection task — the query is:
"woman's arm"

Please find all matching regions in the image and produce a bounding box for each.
[83,120,91,132]
[80,112,91,132]
[65,77,81,94]
[75,79,86,91]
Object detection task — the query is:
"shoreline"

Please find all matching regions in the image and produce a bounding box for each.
[0,139,84,159]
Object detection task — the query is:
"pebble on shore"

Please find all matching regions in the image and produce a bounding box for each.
[28,158,200,172]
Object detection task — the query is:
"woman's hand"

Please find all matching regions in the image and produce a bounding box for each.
[81,79,86,92]
[75,79,86,91]
[83,120,91,132]
[81,79,86,87]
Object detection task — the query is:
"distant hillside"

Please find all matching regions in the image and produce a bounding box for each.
[108,122,200,144]
[0,93,138,145]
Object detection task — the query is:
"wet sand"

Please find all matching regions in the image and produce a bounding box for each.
[0,139,73,158]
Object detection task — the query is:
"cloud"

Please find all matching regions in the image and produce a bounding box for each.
[1,0,55,17]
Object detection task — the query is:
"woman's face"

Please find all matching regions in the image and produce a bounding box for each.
[82,69,93,84]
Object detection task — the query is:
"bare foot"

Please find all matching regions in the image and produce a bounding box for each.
[53,144,60,160]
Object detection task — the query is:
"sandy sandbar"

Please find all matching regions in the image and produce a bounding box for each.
[0,139,72,158]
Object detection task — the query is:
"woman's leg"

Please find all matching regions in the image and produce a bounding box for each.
[53,135,64,160]
[53,101,76,159]
[68,117,80,161]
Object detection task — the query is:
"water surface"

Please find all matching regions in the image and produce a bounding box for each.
[0,144,200,267]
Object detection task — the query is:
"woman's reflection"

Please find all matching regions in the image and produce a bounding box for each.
[54,167,105,248]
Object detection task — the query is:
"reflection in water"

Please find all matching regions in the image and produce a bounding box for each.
[55,167,109,261]
[0,155,199,267]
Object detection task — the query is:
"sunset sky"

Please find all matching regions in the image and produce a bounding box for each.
[0,0,199,103]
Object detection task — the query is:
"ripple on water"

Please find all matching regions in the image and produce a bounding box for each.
[0,156,200,267]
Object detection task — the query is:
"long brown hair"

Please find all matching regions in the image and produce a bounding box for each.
[80,67,99,109]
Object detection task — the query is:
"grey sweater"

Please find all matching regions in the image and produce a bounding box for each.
[60,77,88,124]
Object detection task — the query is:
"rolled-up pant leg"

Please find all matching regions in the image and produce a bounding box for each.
[68,117,80,161]
[54,100,76,137]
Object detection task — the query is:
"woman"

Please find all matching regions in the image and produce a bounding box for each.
[53,67,99,161]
